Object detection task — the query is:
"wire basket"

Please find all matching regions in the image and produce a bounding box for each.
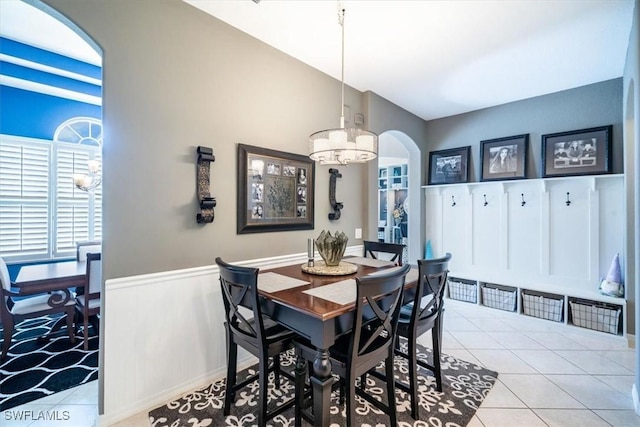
[481,283,516,312]
[569,299,622,335]
[447,278,477,303]
[522,290,563,322]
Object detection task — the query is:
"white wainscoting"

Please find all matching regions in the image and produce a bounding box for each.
[423,175,624,294]
[99,245,363,426]
[423,174,627,335]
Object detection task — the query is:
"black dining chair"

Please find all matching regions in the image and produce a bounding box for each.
[294,263,411,427]
[395,253,451,420]
[363,240,406,265]
[216,257,297,426]
[75,252,101,350]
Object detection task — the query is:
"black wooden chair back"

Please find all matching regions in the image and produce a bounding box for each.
[350,264,411,367]
[216,257,265,348]
[410,254,451,327]
[76,252,101,350]
[215,257,296,425]
[363,240,405,265]
[394,253,451,420]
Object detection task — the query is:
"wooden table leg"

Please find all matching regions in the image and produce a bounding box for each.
[311,347,333,427]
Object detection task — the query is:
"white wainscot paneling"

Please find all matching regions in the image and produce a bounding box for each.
[424,184,471,270]
[471,184,501,272]
[506,181,541,274]
[423,175,624,294]
[546,179,591,280]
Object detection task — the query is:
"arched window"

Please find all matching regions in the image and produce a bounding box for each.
[53,117,102,256]
[0,117,102,260]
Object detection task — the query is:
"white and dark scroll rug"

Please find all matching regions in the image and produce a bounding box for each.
[0,314,98,411]
[149,339,498,427]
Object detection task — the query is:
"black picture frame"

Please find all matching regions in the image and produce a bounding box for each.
[237,144,315,234]
[541,125,612,178]
[428,146,471,185]
[480,134,529,181]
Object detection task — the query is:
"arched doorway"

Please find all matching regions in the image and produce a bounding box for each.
[0,0,103,416]
[378,131,421,264]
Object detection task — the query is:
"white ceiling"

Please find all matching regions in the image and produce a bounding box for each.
[1,1,634,121]
[185,0,635,120]
[0,0,101,65]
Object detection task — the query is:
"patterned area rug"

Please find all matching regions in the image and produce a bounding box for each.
[149,339,498,427]
[0,314,98,411]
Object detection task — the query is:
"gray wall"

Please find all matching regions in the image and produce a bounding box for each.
[424,79,624,182]
[43,0,401,282]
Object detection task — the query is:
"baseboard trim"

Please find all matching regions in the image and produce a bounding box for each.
[98,354,255,426]
[627,333,635,349]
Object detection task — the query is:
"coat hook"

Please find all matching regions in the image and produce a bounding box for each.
[566,192,571,206]
[483,194,488,206]
[521,193,526,207]
[451,195,456,207]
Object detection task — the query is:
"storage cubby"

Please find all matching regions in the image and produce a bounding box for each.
[426,174,627,336]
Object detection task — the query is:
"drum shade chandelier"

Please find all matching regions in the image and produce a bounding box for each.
[73,160,101,192]
[309,5,378,165]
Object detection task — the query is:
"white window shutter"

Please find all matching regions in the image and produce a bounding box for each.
[0,141,50,257]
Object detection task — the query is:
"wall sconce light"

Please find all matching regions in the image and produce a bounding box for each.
[196,146,216,224]
[73,160,101,192]
[328,168,343,220]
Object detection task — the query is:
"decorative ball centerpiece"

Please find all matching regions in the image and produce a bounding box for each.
[315,230,348,266]
[301,230,357,275]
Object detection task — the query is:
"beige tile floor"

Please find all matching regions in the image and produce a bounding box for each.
[3,299,639,426]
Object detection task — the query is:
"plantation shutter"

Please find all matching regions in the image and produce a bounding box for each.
[0,140,50,257]
[54,146,93,255]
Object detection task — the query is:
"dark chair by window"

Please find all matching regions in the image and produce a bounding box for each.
[216,257,297,426]
[294,263,411,427]
[1,257,76,361]
[76,241,102,262]
[363,240,405,265]
[75,252,101,350]
[395,253,451,420]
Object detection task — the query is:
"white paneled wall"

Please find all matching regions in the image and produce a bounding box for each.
[423,175,626,334]
[424,174,624,296]
[99,245,363,426]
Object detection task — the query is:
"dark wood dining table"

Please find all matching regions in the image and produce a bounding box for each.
[14,260,86,341]
[259,258,418,427]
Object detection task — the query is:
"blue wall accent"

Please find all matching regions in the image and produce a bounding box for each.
[0,61,101,97]
[0,36,101,80]
[0,86,100,140]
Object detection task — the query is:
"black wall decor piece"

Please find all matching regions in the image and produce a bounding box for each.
[328,168,343,220]
[196,146,216,224]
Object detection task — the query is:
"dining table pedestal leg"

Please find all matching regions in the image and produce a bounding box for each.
[311,348,333,427]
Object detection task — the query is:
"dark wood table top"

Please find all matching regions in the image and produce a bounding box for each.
[14,260,86,295]
[261,260,416,321]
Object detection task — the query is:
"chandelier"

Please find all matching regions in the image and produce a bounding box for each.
[73,160,102,192]
[309,4,378,165]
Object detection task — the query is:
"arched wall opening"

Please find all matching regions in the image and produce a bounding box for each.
[378,130,421,263]
[16,0,104,414]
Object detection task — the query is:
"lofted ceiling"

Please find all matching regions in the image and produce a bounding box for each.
[0,1,634,121]
[184,0,635,120]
